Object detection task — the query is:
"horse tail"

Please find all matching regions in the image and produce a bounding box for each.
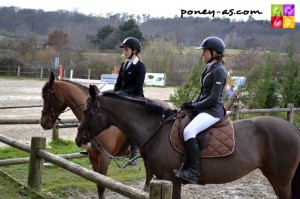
[291,163,300,199]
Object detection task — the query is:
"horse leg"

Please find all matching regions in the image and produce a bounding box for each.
[156,173,182,199]
[88,147,111,199]
[96,152,111,199]
[291,164,300,199]
[170,178,182,199]
[143,165,152,192]
[260,167,293,199]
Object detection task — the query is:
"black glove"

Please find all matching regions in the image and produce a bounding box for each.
[180,102,194,110]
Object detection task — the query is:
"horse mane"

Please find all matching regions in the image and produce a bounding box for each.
[42,78,89,95]
[101,91,176,116]
[60,79,89,94]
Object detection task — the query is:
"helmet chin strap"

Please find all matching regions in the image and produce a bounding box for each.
[128,48,136,59]
[206,49,214,64]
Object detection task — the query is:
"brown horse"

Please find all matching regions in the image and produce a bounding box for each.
[40,72,171,199]
[76,86,300,199]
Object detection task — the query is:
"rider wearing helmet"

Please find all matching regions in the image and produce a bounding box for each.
[114,37,145,97]
[114,37,146,165]
[174,36,227,183]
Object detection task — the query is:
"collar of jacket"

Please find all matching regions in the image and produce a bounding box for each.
[126,56,139,66]
[204,61,222,74]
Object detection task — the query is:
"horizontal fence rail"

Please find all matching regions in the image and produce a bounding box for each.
[231,103,300,123]
[0,118,78,125]
[0,134,172,198]
[0,134,86,166]
[0,105,42,109]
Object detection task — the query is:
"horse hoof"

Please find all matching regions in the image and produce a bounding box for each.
[143,185,150,192]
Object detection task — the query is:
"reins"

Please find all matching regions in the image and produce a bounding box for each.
[90,134,140,168]
[137,111,180,152]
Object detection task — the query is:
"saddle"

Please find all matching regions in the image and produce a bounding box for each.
[170,110,235,158]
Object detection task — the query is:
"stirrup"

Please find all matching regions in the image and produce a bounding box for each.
[173,163,184,177]
[179,171,199,184]
[173,169,181,177]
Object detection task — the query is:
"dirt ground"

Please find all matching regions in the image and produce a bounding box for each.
[0,78,276,199]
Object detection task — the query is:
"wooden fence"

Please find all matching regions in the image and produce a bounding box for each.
[231,103,300,123]
[0,134,172,199]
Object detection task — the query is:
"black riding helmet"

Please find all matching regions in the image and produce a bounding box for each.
[197,36,225,54]
[119,37,142,53]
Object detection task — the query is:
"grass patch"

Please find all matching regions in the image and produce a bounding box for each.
[0,139,146,198]
[0,170,44,199]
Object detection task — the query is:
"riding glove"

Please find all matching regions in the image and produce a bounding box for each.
[180,102,195,110]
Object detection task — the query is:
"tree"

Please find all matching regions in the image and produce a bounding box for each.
[93,25,118,50]
[240,53,280,109]
[96,25,115,40]
[47,29,70,51]
[142,38,179,73]
[169,60,203,107]
[282,40,300,107]
[117,19,143,42]
[254,54,279,108]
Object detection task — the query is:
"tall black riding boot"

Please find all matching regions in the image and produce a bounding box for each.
[179,138,200,184]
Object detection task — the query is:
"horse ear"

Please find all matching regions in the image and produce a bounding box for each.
[89,85,97,100]
[92,85,100,94]
[49,72,55,86]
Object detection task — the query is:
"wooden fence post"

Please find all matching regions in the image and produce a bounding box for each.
[40,67,43,79]
[28,137,46,193]
[17,66,20,77]
[233,104,240,121]
[52,121,59,140]
[287,103,294,123]
[149,180,172,199]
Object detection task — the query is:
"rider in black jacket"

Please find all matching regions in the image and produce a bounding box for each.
[114,37,145,97]
[174,36,227,183]
[114,37,146,165]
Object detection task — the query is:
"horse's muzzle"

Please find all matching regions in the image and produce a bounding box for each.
[40,120,53,130]
[75,131,89,147]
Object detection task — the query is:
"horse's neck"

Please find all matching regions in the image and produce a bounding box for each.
[59,82,88,120]
[102,96,162,146]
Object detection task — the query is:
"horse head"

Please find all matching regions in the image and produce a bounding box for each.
[40,72,67,129]
[75,84,106,147]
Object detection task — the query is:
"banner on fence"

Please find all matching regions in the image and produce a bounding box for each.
[144,73,166,86]
[100,74,118,84]
[101,73,166,86]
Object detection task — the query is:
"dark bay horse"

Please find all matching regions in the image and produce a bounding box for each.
[76,87,300,199]
[40,72,171,199]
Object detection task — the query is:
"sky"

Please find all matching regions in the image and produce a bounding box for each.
[1,0,299,22]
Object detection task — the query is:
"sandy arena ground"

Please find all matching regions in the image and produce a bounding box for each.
[0,78,276,199]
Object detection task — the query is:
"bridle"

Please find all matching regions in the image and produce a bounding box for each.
[78,99,139,168]
[77,98,101,142]
[42,83,85,124]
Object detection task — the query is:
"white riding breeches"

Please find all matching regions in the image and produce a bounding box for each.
[183,112,221,141]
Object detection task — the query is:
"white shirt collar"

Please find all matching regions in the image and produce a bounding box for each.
[127,56,139,65]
